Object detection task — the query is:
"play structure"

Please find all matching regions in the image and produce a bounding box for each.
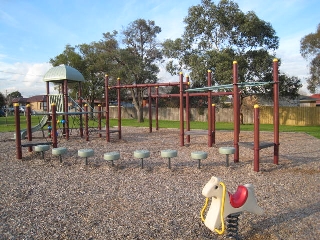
[14,61,280,171]
[201,176,263,239]
[19,115,48,139]
[184,60,280,171]
[105,60,280,169]
[103,74,191,141]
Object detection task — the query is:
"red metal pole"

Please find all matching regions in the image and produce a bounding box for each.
[212,104,216,144]
[26,104,32,152]
[148,87,152,133]
[46,82,52,139]
[117,78,121,139]
[46,82,50,112]
[98,104,102,138]
[79,82,83,138]
[14,103,22,159]
[233,61,240,163]
[273,59,279,165]
[207,70,212,147]
[85,104,89,141]
[110,82,187,89]
[254,104,260,172]
[155,87,159,130]
[105,75,110,142]
[52,104,57,148]
[186,76,190,143]
[179,72,184,146]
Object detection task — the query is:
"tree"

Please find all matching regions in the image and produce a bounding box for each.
[99,19,162,122]
[50,43,109,110]
[7,91,22,99]
[6,91,22,107]
[300,23,320,93]
[0,92,5,108]
[163,0,301,102]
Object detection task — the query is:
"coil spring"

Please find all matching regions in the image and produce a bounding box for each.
[226,212,241,240]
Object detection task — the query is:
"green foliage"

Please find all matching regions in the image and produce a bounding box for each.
[162,0,301,100]
[7,91,22,99]
[0,92,5,108]
[100,19,163,122]
[300,23,320,93]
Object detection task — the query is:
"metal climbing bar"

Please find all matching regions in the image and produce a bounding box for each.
[185,81,271,92]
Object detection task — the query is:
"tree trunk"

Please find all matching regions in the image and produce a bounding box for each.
[136,106,144,123]
[131,89,144,123]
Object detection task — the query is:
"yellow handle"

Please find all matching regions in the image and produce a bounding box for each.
[200,182,226,235]
[200,197,209,222]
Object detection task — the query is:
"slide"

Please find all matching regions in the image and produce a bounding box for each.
[20,115,49,139]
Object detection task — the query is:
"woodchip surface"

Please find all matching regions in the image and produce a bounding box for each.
[0,127,319,240]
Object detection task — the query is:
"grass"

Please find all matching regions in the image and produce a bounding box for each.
[1,115,319,139]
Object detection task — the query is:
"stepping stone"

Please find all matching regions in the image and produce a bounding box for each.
[104,152,120,166]
[34,145,50,159]
[219,147,235,167]
[161,149,177,169]
[52,147,67,163]
[191,151,208,169]
[134,150,150,169]
[78,149,94,165]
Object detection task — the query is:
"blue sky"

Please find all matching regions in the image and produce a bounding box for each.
[0,0,319,97]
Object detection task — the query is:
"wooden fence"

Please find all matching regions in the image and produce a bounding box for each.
[108,106,320,126]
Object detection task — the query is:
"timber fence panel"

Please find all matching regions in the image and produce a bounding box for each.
[107,106,320,126]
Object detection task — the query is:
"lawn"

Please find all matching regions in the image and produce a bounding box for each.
[1,115,319,139]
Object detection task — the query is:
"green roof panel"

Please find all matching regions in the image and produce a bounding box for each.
[43,65,85,83]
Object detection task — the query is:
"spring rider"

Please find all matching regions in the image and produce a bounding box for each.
[200,176,263,239]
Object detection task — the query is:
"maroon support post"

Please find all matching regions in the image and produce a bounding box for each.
[105,75,110,142]
[14,103,22,159]
[179,72,184,147]
[51,104,57,148]
[207,70,212,147]
[254,104,260,172]
[233,61,240,163]
[212,104,216,144]
[148,87,152,133]
[186,76,190,143]
[117,78,121,139]
[26,104,32,152]
[98,104,102,138]
[79,82,83,138]
[273,59,280,165]
[155,87,159,130]
[85,104,89,141]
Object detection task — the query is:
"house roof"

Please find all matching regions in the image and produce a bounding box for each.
[12,96,46,104]
[27,95,46,102]
[43,65,85,83]
[310,94,320,105]
[299,95,317,102]
[12,97,28,104]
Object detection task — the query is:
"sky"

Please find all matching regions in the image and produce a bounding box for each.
[0,0,319,98]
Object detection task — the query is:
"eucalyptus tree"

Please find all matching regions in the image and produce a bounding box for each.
[99,19,162,122]
[0,92,5,108]
[300,23,320,93]
[50,43,110,109]
[163,0,300,101]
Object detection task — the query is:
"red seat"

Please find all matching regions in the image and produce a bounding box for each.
[228,185,248,208]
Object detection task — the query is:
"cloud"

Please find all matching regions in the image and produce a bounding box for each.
[0,62,53,97]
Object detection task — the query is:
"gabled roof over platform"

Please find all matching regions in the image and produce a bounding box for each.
[43,65,85,83]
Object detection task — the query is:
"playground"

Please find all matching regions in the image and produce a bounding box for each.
[0,127,319,239]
